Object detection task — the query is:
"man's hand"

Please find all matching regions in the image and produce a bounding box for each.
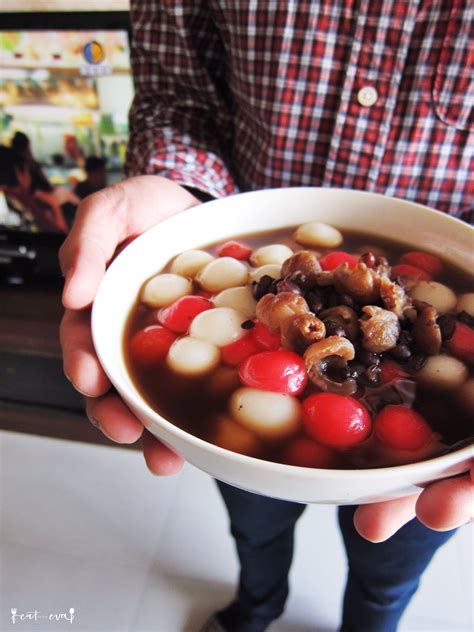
[353,463,473,542]
[59,175,200,475]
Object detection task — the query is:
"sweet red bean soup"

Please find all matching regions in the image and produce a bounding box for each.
[124,222,474,469]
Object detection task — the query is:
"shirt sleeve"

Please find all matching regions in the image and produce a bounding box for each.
[125,1,238,198]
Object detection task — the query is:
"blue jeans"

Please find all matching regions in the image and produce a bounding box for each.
[215,480,456,632]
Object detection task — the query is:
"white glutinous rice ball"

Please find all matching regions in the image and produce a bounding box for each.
[189,307,246,347]
[213,286,257,319]
[410,281,457,315]
[213,415,261,457]
[294,222,343,248]
[249,264,282,283]
[250,244,293,267]
[416,354,468,391]
[455,293,474,317]
[166,336,220,376]
[230,387,302,440]
[141,273,192,308]
[196,257,249,292]
[170,249,214,278]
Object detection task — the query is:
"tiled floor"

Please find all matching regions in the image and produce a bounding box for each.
[1,430,472,632]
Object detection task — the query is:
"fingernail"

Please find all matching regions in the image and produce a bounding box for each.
[71,380,95,397]
[87,412,100,429]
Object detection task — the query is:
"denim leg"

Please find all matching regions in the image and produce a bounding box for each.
[338,505,457,632]
[215,480,306,632]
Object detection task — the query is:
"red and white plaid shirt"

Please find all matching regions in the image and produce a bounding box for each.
[126,0,473,221]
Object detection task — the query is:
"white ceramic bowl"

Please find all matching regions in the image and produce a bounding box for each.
[92,188,474,504]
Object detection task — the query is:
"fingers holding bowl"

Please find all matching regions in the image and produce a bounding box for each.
[60,309,111,397]
[59,189,124,311]
[415,465,474,531]
[59,177,201,311]
[86,392,185,475]
[354,463,473,543]
[141,429,185,475]
[62,312,154,453]
[353,494,419,543]
[85,392,144,444]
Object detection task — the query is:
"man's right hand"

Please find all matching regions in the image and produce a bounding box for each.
[59,175,201,475]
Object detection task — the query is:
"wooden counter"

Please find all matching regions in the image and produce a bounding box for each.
[0,282,138,450]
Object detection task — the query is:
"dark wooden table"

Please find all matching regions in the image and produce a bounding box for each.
[0,282,138,450]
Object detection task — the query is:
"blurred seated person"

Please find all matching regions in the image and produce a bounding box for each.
[47,153,68,186]
[0,146,68,233]
[11,131,52,193]
[74,156,108,200]
[11,134,79,224]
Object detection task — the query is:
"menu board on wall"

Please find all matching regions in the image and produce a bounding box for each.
[3,1,129,11]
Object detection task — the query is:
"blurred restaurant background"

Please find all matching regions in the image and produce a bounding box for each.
[0,0,137,443]
[0,0,132,235]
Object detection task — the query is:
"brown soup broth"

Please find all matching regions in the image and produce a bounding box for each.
[123,227,474,467]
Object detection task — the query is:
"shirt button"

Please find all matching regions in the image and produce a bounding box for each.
[357,86,378,107]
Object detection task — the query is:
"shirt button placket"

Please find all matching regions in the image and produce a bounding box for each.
[322,0,421,189]
[321,0,372,186]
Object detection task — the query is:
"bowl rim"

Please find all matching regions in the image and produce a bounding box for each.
[92,186,474,480]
